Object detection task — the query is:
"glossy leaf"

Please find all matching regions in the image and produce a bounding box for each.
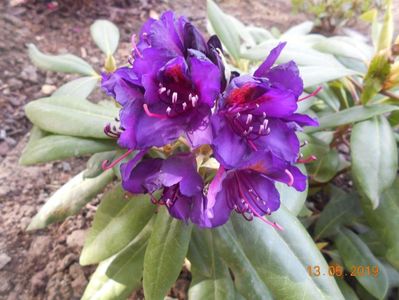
[19,135,116,165]
[243,42,343,68]
[299,66,357,88]
[314,187,360,239]
[313,37,371,62]
[361,178,399,269]
[82,220,153,300]
[225,207,344,299]
[25,96,118,139]
[307,149,340,183]
[84,151,116,179]
[306,104,399,133]
[143,207,192,300]
[90,20,120,56]
[53,76,99,99]
[80,185,155,265]
[28,43,96,76]
[207,0,240,60]
[351,116,398,208]
[27,170,114,230]
[335,228,389,299]
[214,224,273,299]
[335,278,359,300]
[188,229,236,300]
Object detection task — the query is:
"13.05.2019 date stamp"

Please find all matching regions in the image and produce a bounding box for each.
[307,265,379,277]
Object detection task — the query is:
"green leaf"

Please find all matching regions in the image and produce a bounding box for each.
[80,186,155,265]
[313,37,372,62]
[143,207,192,300]
[314,187,360,239]
[207,0,240,60]
[27,170,114,230]
[335,228,389,299]
[361,178,399,269]
[306,104,399,132]
[84,151,116,179]
[90,20,120,56]
[223,207,344,299]
[82,220,153,300]
[351,116,398,208]
[25,96,119,139]
[299,66,357,88]
[19,135,116,165]
[214,224,273,299]
[361,52,391,104]
[276,164,308,215]
[243,41,343,68]
[27,44,96,76]
[307,149,340,183]
[53,76,99,99]
[377,0,393,51]
[188,229,236,300]
[335,278,359,300]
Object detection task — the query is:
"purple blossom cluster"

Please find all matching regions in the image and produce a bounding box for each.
[102,11,318,229]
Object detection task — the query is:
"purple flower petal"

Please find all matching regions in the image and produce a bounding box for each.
[254,42,287,77]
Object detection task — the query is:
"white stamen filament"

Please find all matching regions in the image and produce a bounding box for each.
[246,114,253,124]
[166,106,172,115]
[182,102,187,110]
[172,92,178,104]
[159,87,167,94]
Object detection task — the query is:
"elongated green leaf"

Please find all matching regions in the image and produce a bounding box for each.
[299,66,356,88]
[268,207,344,299]
[80,186,155,265]
[143,207,192,300]
[27,170,114,230]
[361,178,399,269]
[19,135,116,165]
[20,126,48,162]
[25,96,119,139]
[351,116,398,208]
[227,207,344,299]
[84,151,116,179]
[207,0,240,60]
[335,278,359,300]
[313,37,371,62]
[306,104,399,132]
[315,187,360,239]
[53,76,99,99]
[377,0,393,51]
[90,20,120,56]
[82,220,153,300]
[243,41,343,68]
[188,229,235,300]
[28,44,96,75]
[214,224,273,299]
[281,21,313,37]
[335,228,389,299]
[277,164,308,215]
[307,149,340,183]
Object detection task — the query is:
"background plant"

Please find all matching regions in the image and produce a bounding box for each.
[21,0,399,299]
[291,0,383,34]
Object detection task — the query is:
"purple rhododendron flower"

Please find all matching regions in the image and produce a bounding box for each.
[197,151,307,228]
[121,153,208,225]
[102,11,224,150]
[101,11,320,230]
[211,42,318,168]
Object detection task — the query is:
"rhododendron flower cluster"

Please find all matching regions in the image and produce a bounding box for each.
[102,11,318,229]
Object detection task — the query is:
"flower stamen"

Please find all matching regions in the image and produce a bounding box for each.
[298,86,322,102]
